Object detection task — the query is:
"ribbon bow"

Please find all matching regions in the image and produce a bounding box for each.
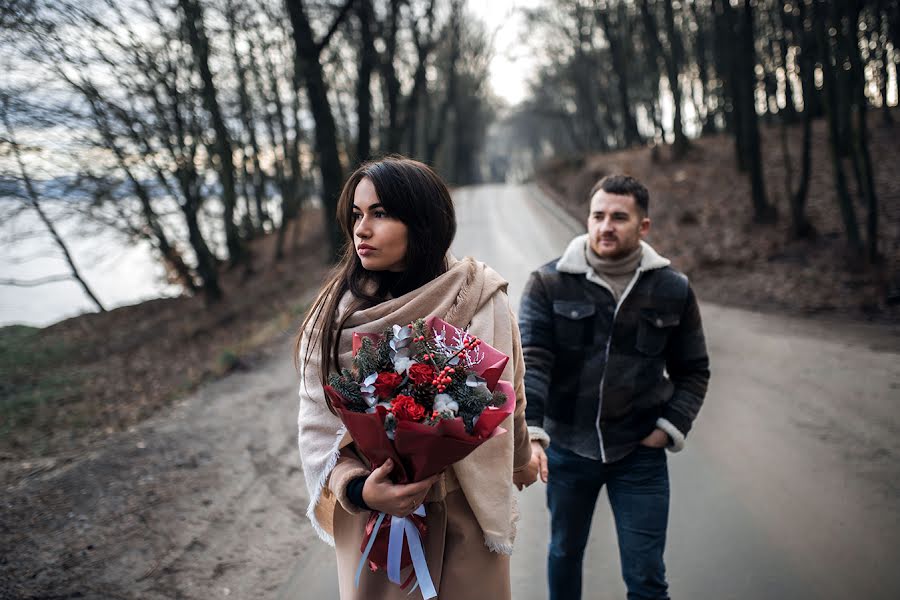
[356,506,436,599]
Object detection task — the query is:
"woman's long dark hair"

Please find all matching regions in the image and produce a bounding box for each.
[295,156,457,400]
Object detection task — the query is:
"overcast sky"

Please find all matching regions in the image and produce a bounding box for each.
[468,0,541,106]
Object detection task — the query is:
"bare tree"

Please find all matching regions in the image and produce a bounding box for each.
[813,0,864,258]
[284,0,355,259]
[639,0,688,157]
[178,0,245,266]
[0,94,106,312]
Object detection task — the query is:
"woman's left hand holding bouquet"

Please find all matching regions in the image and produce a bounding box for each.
[363,458,441,518]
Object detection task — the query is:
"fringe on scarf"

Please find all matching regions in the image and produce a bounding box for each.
[304,424,348,547]
[483,493,519,555]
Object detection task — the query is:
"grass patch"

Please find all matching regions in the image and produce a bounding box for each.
[0,325,87,443]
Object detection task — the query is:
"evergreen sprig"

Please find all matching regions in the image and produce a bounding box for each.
[455,384,493,433]
[354,337,382,378]
[328,369,368,411]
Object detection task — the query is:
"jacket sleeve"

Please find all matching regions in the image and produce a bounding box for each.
[327,446,371,515]
[518,270,556,433]
[659,285,710,446]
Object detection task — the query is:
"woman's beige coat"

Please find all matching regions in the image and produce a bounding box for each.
[297,256,532,598]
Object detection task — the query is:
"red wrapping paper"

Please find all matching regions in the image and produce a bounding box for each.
[324,317,516,577]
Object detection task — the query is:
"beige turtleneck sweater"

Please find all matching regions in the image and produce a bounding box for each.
[584,244,643,302]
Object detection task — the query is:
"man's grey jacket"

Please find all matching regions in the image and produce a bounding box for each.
[519,235,710,463]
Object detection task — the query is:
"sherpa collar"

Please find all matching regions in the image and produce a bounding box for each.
[559,234,669,275]
[557,234,670,300]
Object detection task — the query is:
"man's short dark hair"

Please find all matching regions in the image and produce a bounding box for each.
[589,175,650,215]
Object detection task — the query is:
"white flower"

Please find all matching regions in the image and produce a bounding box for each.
[393,355,416,374]
[433,393,459,415]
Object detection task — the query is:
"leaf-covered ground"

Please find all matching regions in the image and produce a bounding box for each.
[535,111,900,323]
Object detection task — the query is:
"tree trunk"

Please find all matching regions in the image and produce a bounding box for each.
[688,0,715,134]
[569,4,605,150]
[402,0,437,157]
[182,202,224,302]
[226,0,268,234]
[426,1,462,164]
[779,114,793,206]
[662,0,688,156]
[791,25,816,240]
[841,2,881,263]
[355,0,376,164]
[640,0,688,157]
[404,40,430,157]
[813,0,863,257]
[714,0,745,168]
[596,7,641,146]
[284,0,348,259]
[793,0,826,121]
[179,0,244,266]
[73,79,201,291]
[639,0,688,158]
[790,101,815,238]
[115,143,198,290]
[738,0,775,222]
[379,0,403,152]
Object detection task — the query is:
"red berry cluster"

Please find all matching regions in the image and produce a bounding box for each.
[427,337,482,393]
[432,366,456,392]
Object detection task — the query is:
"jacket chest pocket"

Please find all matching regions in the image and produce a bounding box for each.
[552,301,596,349]
[636,310,680,356]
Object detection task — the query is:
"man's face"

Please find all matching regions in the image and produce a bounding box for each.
[587,190,650,259]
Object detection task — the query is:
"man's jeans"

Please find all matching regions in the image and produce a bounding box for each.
[546,442,670,600]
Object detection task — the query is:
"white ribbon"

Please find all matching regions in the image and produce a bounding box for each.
[387,505,436,599]
[355,511,386,588]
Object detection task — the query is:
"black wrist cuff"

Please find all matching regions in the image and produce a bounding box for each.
[346,475,371,511]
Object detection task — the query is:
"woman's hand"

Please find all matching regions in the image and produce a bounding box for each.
[362,459,440,517]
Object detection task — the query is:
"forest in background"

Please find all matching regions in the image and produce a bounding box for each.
[1,0,496,306]
[0,0,898,312]
[501,0,897,271]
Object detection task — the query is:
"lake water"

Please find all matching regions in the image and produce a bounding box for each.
[0,212,180,328]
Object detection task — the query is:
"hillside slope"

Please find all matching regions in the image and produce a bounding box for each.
[535,113,899,322]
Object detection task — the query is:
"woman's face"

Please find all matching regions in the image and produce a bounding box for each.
[352,177,409,272]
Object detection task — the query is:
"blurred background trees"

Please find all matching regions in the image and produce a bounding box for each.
[1,0,897,312]
[507,0,897,264]
[1,0,496,300]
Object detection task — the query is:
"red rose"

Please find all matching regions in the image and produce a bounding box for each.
[407,362,438,386]
[391,394,426,422]
[373,372,403,399]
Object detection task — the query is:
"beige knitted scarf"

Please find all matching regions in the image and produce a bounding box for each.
[297,255,528,554]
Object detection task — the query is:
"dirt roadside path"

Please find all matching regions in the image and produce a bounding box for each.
[1,334,316,599]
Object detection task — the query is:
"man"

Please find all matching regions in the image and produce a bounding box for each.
[519,175,710,600]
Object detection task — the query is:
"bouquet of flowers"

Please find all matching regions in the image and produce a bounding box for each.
[324,316,516,599]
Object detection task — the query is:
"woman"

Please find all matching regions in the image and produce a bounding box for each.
[296,156,545,599]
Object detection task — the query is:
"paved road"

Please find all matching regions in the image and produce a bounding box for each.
[280,184,900,599]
